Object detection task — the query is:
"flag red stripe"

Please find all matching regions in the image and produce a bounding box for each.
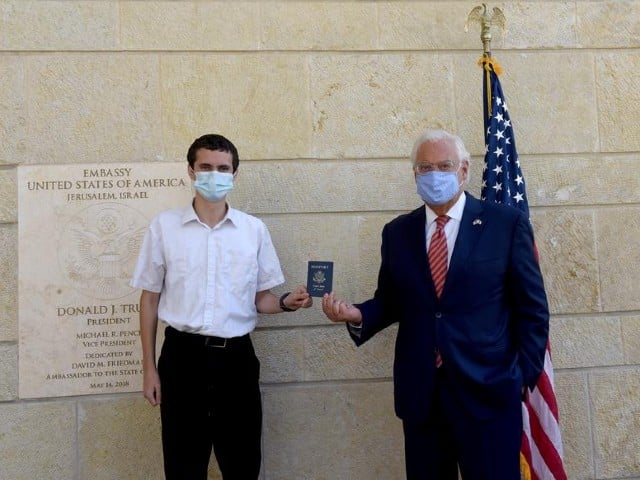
[526,398,567,480]
[534,355,559,420]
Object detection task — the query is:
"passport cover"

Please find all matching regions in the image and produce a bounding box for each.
[307,261,333,297]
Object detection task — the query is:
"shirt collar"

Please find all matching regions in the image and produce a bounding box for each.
[224,205,240,227]
[182,201,239,228]
[425,192,467,226]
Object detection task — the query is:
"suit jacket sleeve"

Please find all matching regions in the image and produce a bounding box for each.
[509,213,550,390]
[349,223,398,346]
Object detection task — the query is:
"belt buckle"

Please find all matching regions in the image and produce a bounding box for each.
[204,336,227,348]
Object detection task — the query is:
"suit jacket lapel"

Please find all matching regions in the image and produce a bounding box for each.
[407,206,428,270]
[405,205,444,301]
[444,194,485,294]
[404,206,431,292]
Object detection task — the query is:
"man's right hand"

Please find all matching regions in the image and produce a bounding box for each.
[321,292,363,325]
[143,367,162,406]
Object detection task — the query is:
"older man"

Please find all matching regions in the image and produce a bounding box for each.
[322,129,549,480]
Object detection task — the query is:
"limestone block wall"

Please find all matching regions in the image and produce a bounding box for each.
[1,1,639,479]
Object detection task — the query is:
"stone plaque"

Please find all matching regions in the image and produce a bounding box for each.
[18,163,192,398]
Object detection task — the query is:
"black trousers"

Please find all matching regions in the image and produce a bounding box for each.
[158,326,262,480]
[403,367,522,480]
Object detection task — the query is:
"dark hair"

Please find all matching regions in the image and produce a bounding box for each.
[187,134,239,172]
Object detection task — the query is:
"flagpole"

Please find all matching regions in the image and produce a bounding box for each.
[466,6,569,480]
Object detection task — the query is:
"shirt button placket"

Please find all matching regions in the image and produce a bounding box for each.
[204,229,216,327]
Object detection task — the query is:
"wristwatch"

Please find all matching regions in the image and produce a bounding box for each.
[279,292,295,312]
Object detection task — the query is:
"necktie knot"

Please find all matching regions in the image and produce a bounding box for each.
[435,215,449,229]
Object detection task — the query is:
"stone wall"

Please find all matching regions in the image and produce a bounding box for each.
[1,1,639,479]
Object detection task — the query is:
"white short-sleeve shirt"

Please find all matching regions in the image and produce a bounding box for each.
[130,203,285,337]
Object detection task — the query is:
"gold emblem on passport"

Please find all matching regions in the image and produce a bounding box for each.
[312,270,326,284]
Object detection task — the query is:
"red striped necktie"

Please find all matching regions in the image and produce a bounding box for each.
[429,215,449,368]
[428,215,450,299]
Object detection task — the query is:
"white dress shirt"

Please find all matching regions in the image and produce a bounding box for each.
[130,203,285,337]
[425,192,467,265]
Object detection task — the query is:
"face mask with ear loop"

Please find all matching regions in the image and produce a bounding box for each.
[192,171,234,202]
[416,168,462,205]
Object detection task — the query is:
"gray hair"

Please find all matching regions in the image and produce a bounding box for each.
[410,129,471,167]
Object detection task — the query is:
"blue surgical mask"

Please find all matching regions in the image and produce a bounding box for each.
[193,171,234,202]
[416,171,461,205]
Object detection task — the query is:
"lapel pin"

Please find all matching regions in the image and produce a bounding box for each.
[472,219,482,226]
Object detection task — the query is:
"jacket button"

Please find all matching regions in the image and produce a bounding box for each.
[435,312,442,319]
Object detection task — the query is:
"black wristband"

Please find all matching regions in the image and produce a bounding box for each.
[279,292,295,312]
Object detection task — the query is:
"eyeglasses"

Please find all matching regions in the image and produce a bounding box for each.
[413,161,458,175]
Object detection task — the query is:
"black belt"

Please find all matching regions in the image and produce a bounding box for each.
[165,326,250,349]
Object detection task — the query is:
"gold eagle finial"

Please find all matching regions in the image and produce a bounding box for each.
[465,4,507,56]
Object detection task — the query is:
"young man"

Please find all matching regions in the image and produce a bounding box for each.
[322,129,549,480]
[131,134,312,480]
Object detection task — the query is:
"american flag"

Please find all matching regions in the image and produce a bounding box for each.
[479,56,568,480]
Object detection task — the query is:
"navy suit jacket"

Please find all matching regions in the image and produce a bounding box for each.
[352,193,549,422]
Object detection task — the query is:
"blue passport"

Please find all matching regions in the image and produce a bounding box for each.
[307,261,333,297]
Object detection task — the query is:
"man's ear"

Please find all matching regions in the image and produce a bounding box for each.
[187,165,196,181]
[460,161,470,184]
